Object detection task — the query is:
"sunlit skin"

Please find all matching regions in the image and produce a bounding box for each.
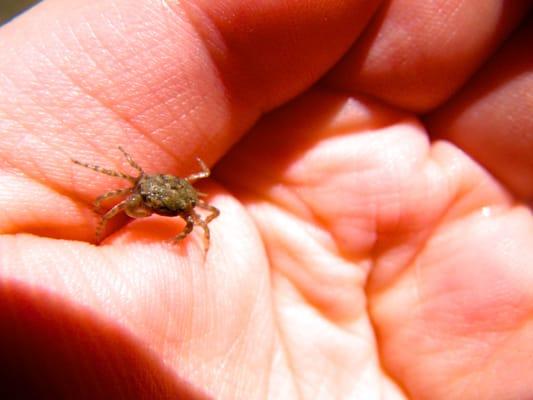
[0,1,531,399]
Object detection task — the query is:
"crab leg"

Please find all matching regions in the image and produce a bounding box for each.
[95,200,128,242]
[72,159,137,183]
[94,188,132,212]
[173,214,195,243]
[197,200,220,223]
[191,210,211,249]
[118,146,144,175]
[186,158,210,183]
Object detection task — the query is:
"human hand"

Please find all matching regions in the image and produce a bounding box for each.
[0,1,531,398]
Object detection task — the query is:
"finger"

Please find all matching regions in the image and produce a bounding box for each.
[426,16,533,200]
[325,0,531,111]
[0,0,377,239]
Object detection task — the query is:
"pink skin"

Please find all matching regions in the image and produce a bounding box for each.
[0,1,532,399]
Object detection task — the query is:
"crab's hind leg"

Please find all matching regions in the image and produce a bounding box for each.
[172,214,195,243]
[191,210,211,250]
[197,200,220,223]
[95,200,129,243]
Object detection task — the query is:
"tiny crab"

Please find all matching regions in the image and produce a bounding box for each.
[72,147,219,250]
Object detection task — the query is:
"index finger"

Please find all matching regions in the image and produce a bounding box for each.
[0,0,377,240]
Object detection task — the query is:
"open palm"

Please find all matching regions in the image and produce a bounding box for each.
[0,1,531,399]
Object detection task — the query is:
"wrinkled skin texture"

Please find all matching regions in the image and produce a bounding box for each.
[0,1,532,399]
